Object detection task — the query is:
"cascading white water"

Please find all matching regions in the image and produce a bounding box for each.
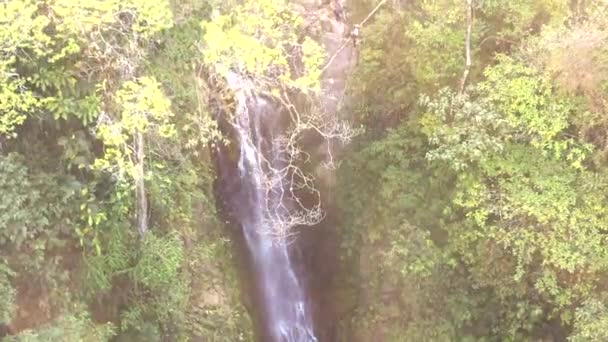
[225,72,317,342]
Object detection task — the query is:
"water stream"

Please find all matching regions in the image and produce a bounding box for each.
[219,73,317,342]
[215,2,353,340]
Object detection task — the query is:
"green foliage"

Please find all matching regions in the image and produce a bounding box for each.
[115,78,174,136]
[0,73,38,138]
[336,124,468,340]
[94,77,174,179]
[0,1,50,58]
[0,262,16,325]
[346,0,572,131]
[570,297,608,342]
[183,238,253,341]
[0,153,45,247]
[0,1,45,135]
[479,55,572,144]
[338,124,453,249]
[108,232,189,338]
[11,0,605,340]
[0,153,79,249]
[422,57,591,169]
[0,149,94,328]
[0,0,176,138]
[201,0,324,93]
[1,1,251,340]
[520,20,608,164]
[415,56,608,337]
[405,1,467,87]
[5,310,115,342]
[132,233,184,290]
[419,89,507,170]
[347,3,465,128]
[52,0,173,38]
[339,5,608,339]
[479,0,569,39]
[146,18,223,152]
[83,218,133,295]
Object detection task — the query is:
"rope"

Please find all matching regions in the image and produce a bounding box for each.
[320,0,390,74]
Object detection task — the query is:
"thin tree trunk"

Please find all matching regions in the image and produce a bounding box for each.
[459,0,473,94]
[136,131,148,236]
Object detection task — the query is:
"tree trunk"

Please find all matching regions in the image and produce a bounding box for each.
[136,131,148,236]
[459,0,473,94]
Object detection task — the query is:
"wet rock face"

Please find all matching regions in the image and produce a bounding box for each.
[291,0,357,189]
[286,1,358,341]
[295,0,354,113]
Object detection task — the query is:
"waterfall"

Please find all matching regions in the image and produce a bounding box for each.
[220,72,318,342]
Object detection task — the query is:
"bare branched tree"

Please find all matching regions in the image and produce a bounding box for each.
[222,76,356,240]
[262,89,356,239]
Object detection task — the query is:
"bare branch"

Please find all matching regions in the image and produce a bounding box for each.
[223,73,357,240]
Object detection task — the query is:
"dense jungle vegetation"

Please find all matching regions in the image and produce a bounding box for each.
[2,0,608,341]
